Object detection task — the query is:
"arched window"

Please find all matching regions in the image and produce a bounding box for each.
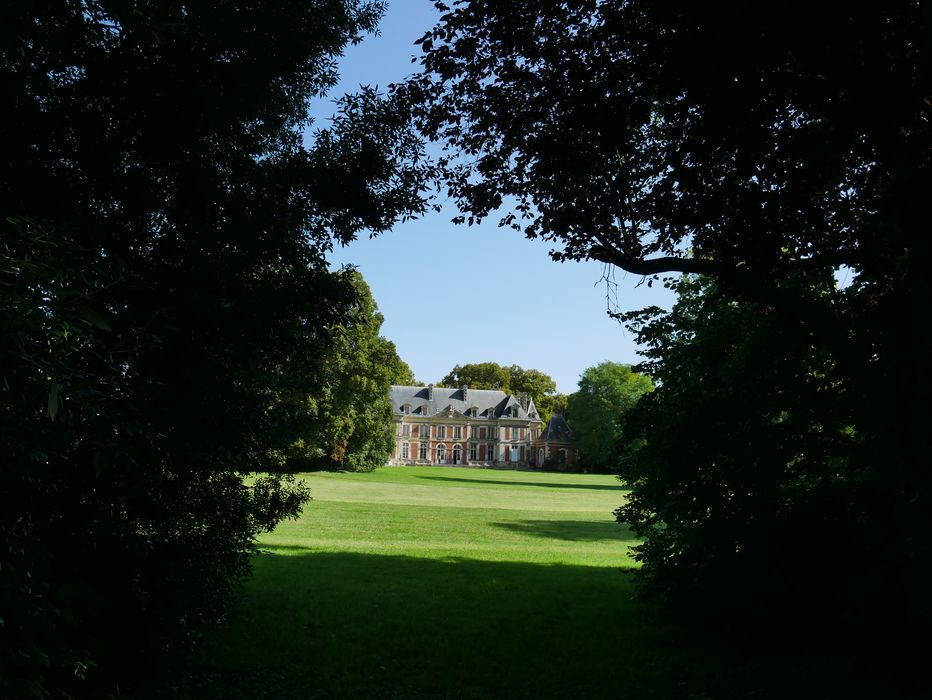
[453,444,462,464]
[558,449,566,465]
[538,448,544,465]
[402,404,411,415]
[436,444,446,463]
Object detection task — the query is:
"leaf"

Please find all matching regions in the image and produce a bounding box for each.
[79,305,111,331]
[47,383,61,421]
[93,450,109,477]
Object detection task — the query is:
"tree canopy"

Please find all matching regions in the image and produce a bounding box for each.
[566,362,653,472]
[0,2,430,695]
[406,1,929,289]
[408,1,932,633]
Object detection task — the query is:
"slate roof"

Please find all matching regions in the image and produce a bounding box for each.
[390,385,539,421]
[538,413,573,442]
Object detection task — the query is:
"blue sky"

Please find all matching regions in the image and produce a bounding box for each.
[310,1,674,394]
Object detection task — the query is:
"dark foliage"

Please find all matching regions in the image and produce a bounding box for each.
[617,276,874,628]
[0,2,431,696]
[407,0,932,633]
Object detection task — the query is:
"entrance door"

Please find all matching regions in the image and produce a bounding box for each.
[510,447,519,462]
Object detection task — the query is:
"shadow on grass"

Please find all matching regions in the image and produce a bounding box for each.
[134,550,886,700]
[416,475,629,491]
[491,519,639,542]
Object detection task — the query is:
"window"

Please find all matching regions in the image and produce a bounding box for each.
[453,425,462,439]
[487,444,495,461]
[470,407,478,417]
[453,444,462,464]
[401,442,410,460]
[422,406,430,416]
[470,426,478,439]
[402,404,410,415]
[558,449,566,465]
[511,406,518,417]
[437,444,446,463]
[469,443,477,461]
[419,443,428,460]
[437,425,446,439]
[402,424,411,437]
[420,424,430,437]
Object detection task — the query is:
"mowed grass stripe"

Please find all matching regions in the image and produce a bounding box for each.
[299,466,627,513]
[268,501,638,566]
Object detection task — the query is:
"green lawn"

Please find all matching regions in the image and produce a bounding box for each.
[137,467,895,699]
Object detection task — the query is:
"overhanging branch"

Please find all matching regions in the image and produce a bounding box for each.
[588,245,721,277]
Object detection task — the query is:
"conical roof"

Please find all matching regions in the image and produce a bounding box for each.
[540,413,572,442]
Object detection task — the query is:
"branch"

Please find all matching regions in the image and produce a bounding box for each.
[588,244,722,277]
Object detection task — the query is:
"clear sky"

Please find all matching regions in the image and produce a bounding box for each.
[310,1,675,394]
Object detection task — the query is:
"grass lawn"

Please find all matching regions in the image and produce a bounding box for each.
[136,467,901,699]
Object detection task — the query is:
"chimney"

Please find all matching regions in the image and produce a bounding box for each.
[519,393,528,410]
[461,386,468,403]
[428,383,434,400]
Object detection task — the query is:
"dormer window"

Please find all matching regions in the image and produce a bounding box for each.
[422,406,430,416]
[470,407,478,417]
[402,404,411,415]
[511,406,518,417]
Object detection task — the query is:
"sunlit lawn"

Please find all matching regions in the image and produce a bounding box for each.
[138,467,893,699]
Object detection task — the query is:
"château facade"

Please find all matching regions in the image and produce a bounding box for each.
[390,384,542,467]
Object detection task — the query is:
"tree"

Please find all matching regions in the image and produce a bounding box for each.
[291,272,412,472]
[617,274,862,627]
[546,393,569,419]
[441,362,558,420]
[406,1,929,286]
[408,0,932,632]
[443,362,512,391]
[566,362,653,472]
[0,2,431,696]
[393,357,418,387]
[407,1,932,631]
